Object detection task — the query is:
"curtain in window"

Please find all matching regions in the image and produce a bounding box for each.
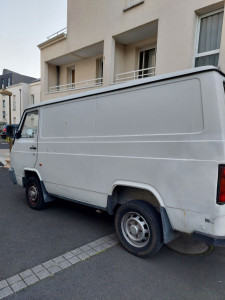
[198,12,223,53]
[196,11,224,67]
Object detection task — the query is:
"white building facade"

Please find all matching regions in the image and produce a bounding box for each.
[38,0,225,102]
[0,81,41,124]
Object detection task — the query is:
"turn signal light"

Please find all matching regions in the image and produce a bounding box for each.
[217,165,225,204]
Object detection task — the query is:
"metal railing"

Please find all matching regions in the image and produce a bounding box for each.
[114,67,155,84]
[48,77,103,93]
[47,27,67,40]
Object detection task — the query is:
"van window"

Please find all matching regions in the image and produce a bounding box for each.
[21,110,39,138]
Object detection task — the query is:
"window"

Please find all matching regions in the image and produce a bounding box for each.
[13,117,16,124]
[31,95,35,105]
[96,58,103,84]
[13,95,16,111]
[1,79,4,89]
[2,100,5,108]
[195,10,224,67]
[2,111,5,119]
[138,48,156,78]
[21,110,39,138]
[8,78,11,86]
[68,67,75,88]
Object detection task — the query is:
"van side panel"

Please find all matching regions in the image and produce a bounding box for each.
[31,71,225,237]
[36,99,98,205]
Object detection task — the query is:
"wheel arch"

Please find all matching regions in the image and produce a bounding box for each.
[23,168,42,187]
[108,181,177,244]
[23,168,53,203]
[109,181,165,212]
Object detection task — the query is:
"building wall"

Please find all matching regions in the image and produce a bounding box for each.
[30,81,41,105]
[39,0,225,101]
[0,81,41,124]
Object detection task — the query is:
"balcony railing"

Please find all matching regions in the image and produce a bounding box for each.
[47,27,67,40]
[49,77,103,93]
[114,67,155,84]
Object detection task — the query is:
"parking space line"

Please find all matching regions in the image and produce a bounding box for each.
[0,233,119,299]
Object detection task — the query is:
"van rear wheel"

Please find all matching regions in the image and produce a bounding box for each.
[115,200,163,256]
[26,176,46,210]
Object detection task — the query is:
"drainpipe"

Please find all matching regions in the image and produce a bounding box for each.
[19,88,22,119]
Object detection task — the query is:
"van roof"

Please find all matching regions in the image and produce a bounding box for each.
[29,66,225,110]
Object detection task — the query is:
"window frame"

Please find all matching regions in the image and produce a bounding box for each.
[13,95,16,111]
[19,110,39,139]
[194,8,224,67]
[137,46,157,78]
[31,94,35,105]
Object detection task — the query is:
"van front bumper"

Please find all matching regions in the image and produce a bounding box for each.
[193,231,225,246]
[9,168,17,185]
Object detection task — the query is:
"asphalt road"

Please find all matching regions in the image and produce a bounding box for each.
[0,138,9,149]
[1,167,225,299]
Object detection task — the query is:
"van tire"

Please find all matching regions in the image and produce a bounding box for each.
[26,176,46,210]
[115,200,163,256]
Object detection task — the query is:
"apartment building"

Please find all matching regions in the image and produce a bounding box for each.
[38,0,225,101]
[0,78,41,124]
[0,69,37,90]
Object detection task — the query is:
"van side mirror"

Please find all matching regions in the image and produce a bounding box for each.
[6,124,19,138]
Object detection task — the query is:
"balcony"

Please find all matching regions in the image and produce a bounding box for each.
[47,28,67,40]
[114,67,155,84]
[49,77,103,93]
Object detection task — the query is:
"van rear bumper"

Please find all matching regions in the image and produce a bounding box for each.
[9,168,17,185]
[193,231,225,246]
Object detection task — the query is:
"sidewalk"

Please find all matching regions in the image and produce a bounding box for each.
[0,149,9,166]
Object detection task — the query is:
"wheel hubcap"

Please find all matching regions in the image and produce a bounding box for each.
[121,212,150,248]
[28,184,38,203]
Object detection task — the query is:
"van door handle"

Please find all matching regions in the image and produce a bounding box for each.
[30,145,37,150]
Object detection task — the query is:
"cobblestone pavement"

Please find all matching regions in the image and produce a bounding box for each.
[0,234,119,299]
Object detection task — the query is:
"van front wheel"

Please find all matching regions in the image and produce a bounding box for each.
[115,200,163,256]
[26,176,46,210]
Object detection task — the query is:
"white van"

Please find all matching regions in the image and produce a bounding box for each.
[8,66,225,256]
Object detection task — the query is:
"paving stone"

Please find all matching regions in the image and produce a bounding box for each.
[11,281,27,293]
[0,287,13,299]
[68,256,81,265]
[71,248,83,256]
[63,252,74,260]
[93,245,104,252]
[108,240,119,246]
[48,265,61,275]
[87,241,99,248]
[0,280,8,290]
[42,260,56,269]
[36,270,51,280]
[53,256,65,264]
[80,245,91,252]
[77,252,90,261]
[101,242,112,249]
[6,274,21,285]
[32,265,46,274]
[58,260,72,269]
[95,238,106,245]
[19,269,34,279]
[24,275,39,286]
[85,248,98,257]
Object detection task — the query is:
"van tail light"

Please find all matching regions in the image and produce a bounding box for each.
[3,128,6,132]
[217,165,225,204]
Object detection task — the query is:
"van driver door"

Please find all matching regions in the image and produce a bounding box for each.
[11,110,39,177]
